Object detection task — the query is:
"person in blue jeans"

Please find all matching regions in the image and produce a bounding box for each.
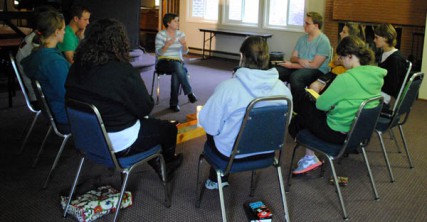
[155,13,197,112]
[275,11,331,113]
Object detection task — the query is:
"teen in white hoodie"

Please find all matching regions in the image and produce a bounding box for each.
[199,36,292,189]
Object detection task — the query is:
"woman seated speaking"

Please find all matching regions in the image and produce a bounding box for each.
[155,13,197,112]
[289,36,387,174]
[199,36,292,189]
[65,19,182,180]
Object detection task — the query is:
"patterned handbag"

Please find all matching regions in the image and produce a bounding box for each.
[60,185,133,222]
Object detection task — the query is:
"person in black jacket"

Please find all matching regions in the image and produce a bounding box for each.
[65,18,182,180]
[374,24,407,106]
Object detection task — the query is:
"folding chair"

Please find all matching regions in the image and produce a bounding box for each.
[286,96,384,220]
[375,72,424,182]
[195,96,292,222]
[63,99,170,222]
[32,80,71,189]
[9,52,41,154]
[386,60,412,116]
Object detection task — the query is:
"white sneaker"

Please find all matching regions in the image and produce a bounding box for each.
[205,179,230,190]
[292,155,322,174]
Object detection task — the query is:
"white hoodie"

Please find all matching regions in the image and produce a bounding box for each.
[199,67,292,158]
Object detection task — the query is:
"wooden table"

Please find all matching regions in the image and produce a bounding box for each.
[199,28,273,59]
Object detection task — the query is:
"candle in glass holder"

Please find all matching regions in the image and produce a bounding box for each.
[196,105,203,127]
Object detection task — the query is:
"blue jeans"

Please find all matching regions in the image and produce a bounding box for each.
[275,66,323,112]
[156,59,192,106]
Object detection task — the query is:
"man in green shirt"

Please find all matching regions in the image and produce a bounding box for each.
[57,6,90,63]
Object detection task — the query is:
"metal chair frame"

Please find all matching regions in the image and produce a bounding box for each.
[195,96,292,222]
[286,96,384,220]
[63,99,170,222]
[32,80,71,189]
[9,52,42,154]
[375,72,424,182]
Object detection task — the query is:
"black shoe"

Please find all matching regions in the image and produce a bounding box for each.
[188,93,198,103]
[169,105,180,112]
[166,153,183,170]
[149,158,175,182]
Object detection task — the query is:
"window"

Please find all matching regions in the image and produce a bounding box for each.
[190,0,219,21]
[265,0,305,29]
[188,0,306,30]
[225,0,259,25]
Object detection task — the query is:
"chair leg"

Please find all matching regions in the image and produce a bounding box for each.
[113,171,130,222]
[398,125,414,168]
[18,111,41,155]
[361,147,379,200]
[159,155,171,208]
[285,144,298,192]
[276,164,291,222]
[151,71,156,97]
[389,129,402,153]
[156,74,161,105]
[249,170,256,197]
[328,156,348,220]
[63,157,85,218]
[43,134,71,189]
[217,171,228,222]
[195,154,206,208]
[376,131,395,182]
[33,126,52,168]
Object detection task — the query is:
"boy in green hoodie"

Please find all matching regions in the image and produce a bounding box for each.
[290,36,387,174]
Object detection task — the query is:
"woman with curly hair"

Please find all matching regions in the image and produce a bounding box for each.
[289,36,386,174]
[309,22,365,93]
[65,19,182,180]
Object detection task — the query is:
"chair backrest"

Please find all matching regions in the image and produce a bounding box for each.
[32,80,67,136]
[66,99,121,169]
[391,60,412,114]
[340,96,384,156]
[225,96,292,173]
[9,52,38,112]
[391,72,424,126]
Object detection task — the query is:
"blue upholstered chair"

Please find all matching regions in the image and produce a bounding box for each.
[9,52,41,154]
[63,99,170,222]
[32,80,71,189]
[286,96,384,220]
[195,96,292,222]
[375,72,424,182]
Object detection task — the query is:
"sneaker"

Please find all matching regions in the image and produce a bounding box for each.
[205,179,230,190]
[292,155,322,174]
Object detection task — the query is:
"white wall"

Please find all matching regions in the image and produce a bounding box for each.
[179,0,325,59]
[420,13,427,99]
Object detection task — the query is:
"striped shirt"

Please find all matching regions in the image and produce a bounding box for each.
[155,30,188,61]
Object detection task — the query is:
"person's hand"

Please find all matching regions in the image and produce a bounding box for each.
[279,61,293,69]
[309,80,325,93]
[165,37,176,47]
[298,58,311,68]
[179,36,187,46]
[76,28,85,39]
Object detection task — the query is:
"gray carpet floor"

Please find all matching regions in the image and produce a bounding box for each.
[0,57,426,222]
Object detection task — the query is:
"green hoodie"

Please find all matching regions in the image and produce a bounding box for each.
[316,65,387,132]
